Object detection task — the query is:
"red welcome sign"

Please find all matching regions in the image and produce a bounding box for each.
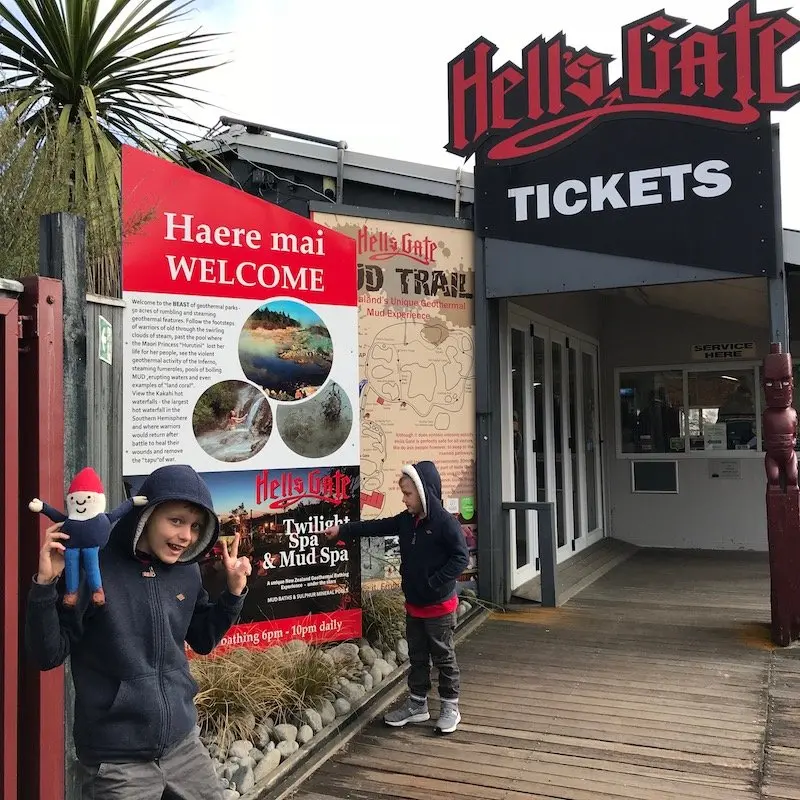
[121,147,362,650]
[122,145,357,307]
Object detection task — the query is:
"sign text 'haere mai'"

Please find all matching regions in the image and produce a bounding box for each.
[446,0,800,162]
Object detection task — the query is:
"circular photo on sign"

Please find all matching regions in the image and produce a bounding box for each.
[238,299,333,402]
[192,380,272,463]
[276,380,353,458]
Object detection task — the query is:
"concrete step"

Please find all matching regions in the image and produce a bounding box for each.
[511,537,638,606]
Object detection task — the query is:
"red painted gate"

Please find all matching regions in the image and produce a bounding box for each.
[1,276,65,800]
[1,286,20,800]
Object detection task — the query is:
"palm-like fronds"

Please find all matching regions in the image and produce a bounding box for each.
[0,0,224,294]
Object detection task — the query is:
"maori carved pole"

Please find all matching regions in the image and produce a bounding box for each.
[763,343,800,646]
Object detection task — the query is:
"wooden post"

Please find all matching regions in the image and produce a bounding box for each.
[474,236,506,608]
[762,342,800,646]
[18,276,66,800]
[38,212,88,800]
[766,489,800,645]
[40,213,88,475]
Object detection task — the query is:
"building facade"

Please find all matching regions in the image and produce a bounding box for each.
[195,27,800,604]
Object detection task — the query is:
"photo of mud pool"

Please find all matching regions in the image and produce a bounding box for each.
[276,381,353,458]
[192,380,273,463]
[238,299,333,402]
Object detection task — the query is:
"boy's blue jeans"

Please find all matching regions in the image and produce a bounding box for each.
[65,547,102,594]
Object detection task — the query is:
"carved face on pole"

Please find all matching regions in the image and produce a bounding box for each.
[764,351,794,409]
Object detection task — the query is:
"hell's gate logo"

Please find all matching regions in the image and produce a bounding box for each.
[446,0,800,162]
[255,469,352,510]
[356,225,438,266]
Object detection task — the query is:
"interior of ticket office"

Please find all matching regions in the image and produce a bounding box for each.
[476,230,800,604]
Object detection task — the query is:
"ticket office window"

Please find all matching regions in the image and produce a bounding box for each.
[617,365,760,457]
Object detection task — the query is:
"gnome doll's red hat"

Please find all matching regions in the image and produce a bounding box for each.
[68,467,105,494]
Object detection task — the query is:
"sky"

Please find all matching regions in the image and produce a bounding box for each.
[175,0,800,231]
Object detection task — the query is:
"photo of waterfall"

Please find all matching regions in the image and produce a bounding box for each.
[192,380,273,463]
[238,299,334,402]
[276,381,354,459]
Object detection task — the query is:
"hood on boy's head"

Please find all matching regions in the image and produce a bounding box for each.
[111,464,219,563]
[401,461,442,519]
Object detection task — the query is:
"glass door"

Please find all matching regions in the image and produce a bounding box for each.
[508,321,538,588]
[504,311,605,587]
[532,334,549,509]
[567,338,582,550]
[581,343,604,543]
[549,331,574,563]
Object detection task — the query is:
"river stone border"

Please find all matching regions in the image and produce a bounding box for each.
[213,604,487,800]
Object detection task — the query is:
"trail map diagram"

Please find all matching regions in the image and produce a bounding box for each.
[359,320,474,519]
[370,321,473,417]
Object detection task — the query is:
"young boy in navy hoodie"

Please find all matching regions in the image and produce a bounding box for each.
[25,464,251,799]
[326,460,469,734]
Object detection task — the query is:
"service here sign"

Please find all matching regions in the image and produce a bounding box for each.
[691,342,756,361]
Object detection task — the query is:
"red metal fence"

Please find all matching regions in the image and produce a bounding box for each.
[1,277,65,800]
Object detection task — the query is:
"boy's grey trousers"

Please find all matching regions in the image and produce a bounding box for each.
[406,611,460,700]
[78,732,223,799]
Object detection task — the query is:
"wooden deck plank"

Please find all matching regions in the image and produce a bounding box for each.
[348,734,756,797]
[761,655,800,800]
[335,751,757,800]
[459,698,764,738]
[461,685,764,722]
[450,728,758,778]
[290,548,800,800]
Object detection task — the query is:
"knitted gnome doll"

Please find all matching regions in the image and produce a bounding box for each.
[28,467,147,607]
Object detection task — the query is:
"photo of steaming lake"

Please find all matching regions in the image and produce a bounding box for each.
[192,380,273,463]
[238,299,333,402]
[276,380,353,459]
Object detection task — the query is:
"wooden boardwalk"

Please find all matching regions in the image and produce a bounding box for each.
[292,549,800,800]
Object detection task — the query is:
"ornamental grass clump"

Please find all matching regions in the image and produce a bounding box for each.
[362,588,406,646]
[190,643,346,749]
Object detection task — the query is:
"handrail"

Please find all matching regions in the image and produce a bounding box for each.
[501,501,558,607]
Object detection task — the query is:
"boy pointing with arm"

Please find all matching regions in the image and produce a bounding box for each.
[326,461,468,734]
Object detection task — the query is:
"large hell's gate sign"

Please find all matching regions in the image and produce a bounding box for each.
[448,0,798,278]
[447,0,800,163]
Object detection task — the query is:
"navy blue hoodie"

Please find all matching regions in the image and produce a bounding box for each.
[339,461,469,607]
[25,465,246,765]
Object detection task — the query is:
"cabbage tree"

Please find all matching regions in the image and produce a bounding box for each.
[0,0,223,294]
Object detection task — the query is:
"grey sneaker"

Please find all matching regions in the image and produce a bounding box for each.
[384,696,430,727]
[435,701,461,734]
